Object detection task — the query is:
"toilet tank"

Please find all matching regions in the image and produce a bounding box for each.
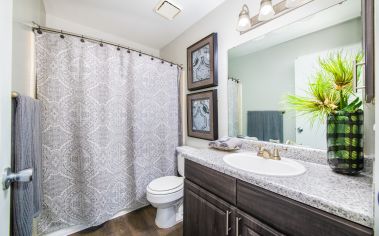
[177,153,185,177]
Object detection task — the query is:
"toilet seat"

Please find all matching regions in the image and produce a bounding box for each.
[147,176,184,195]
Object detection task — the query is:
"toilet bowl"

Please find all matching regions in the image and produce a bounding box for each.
[146,176,184,228]
[146,153,185,228]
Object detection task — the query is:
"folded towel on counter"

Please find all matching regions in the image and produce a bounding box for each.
[12,95,42,236]
[209,137,243,151]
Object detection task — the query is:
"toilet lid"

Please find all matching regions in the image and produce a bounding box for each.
[148,176,183,192]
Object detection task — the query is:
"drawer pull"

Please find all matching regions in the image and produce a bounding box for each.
[225,210,231,235]
[236,217,241,236]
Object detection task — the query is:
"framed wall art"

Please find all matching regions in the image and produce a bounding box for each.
[187,33,218,91]
[187,90,218,140]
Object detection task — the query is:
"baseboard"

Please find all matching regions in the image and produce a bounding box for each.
[42,204,149,236]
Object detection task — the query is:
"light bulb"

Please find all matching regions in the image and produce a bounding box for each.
[258,0,275,21]
[236,4,251,32]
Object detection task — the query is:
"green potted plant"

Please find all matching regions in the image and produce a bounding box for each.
[286,51,364,175]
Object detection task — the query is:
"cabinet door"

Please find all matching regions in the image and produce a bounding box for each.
[236,210,284,236]
[184,180,234,236]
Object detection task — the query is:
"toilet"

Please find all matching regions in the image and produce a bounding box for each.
[146,153,185,228]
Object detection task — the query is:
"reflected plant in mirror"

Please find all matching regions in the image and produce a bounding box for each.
[286,52,364,122]
[285,51,364,175]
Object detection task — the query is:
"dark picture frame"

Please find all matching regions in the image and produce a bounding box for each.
[187,33,218,91]
[187,90,218,140]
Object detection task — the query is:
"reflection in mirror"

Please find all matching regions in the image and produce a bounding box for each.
[228,0,363,150]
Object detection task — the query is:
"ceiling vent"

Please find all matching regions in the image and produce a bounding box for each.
[154,0,182,20]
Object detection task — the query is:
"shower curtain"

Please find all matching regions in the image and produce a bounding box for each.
[228,79,241,137]
[35,32,181,234]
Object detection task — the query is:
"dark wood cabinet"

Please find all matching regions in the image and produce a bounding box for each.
[184,180,235,236]
[184,160,373,236]
[237,180,373,236]
[185,159,236,205]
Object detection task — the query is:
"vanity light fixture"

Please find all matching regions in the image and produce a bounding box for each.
[236,4,251,32]
[258,0,275,21]
[285,0,305,8]
[236,0,314,34]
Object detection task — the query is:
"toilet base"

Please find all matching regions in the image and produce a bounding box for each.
[154,203,183,229]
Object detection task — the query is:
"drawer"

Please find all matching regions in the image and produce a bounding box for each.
[236,209,284,236]
[237,180,373,236]
[185,160,236,204]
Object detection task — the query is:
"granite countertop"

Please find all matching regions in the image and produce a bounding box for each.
[177,146,374,228]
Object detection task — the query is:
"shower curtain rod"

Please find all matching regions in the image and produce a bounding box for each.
[31,22,183,69]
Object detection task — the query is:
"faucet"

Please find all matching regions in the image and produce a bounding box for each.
[257,146,281,160]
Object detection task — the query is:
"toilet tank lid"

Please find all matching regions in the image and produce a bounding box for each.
[148,176,184,192]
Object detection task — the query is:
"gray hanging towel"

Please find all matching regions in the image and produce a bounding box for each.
[12,95,42,236]
[247,111,283,142]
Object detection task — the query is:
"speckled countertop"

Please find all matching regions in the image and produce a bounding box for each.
[177,146,374,228]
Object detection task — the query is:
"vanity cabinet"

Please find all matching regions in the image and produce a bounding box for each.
[237,180,372,236]
[184,160,373,236]
[184,180,235,236]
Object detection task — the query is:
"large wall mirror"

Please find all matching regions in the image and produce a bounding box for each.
[227,0,373,150]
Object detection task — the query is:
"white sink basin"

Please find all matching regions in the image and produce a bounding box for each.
[223,152,306,177]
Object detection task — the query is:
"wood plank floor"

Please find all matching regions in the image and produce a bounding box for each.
[71,206,183,236]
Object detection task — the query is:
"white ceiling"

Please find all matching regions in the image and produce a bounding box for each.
[43,0,227,49]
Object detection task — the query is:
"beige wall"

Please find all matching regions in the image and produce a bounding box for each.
[161,0,345,148]
[12,0,46,97]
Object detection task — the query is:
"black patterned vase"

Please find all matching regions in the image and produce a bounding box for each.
[326,110,364,175]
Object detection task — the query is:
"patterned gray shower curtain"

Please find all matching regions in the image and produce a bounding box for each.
[35,32,180,234]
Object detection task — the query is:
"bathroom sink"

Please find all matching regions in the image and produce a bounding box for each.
[223,152,306,177]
